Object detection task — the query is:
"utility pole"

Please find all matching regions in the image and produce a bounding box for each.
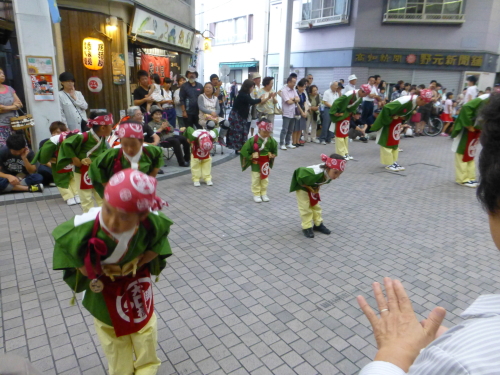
[278,0,293,87]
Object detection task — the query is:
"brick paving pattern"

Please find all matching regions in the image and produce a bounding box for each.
[0,134,497,375]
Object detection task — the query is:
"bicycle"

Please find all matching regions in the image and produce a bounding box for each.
[423,111,444,137]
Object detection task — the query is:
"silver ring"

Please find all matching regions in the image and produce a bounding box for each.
[380,309,389,313]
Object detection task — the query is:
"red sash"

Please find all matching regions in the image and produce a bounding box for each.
[462,130,480,162]
[57,164,73,174]
[335,118,350,138]
[259,155,270,180]
[101,267,154,337]
[386,118,403,147]
[79,164,93,190]
[192,132,212,160]
[307,189,321,207]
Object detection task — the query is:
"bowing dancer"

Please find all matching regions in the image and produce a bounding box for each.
[89,121,164,197]
[32,122,81,206]
[185,126,218,186]
[57,114,113,212]
[52,169,172,375]
[370,90,433,172]
[451,92,491,188]
[290,153,345,238]
[329,84,371,160]
[239,118,278,203]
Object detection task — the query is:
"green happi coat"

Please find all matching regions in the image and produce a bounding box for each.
[89,145,164,197]
[52,208,173,326]
[240,135,278,172]
[185,127,219,142]
[56,129,108,187]
[290,164,332,193]
[329,90,363,124]
[451,93,490,155]
[32,134,74,187]
[370,95,418,150]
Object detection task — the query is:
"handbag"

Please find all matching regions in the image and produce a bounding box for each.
[410,112,421,123]
[273,102,283,115]
[65,92,88,131]
[10,108,34,130]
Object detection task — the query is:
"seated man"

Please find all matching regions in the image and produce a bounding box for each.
[0,134,44,193]
[147,105,190,167]
[36,121,68,187]
[349,110,368,143]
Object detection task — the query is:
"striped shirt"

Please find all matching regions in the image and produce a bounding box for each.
[359,295,500,375]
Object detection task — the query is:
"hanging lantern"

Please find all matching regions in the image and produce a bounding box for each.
[203,37,212,52]
[83,37,104,70]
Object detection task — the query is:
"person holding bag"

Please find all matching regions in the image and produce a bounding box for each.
[256,77,278,124]
[58,72,89,132]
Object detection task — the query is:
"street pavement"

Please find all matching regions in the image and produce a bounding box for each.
[0,132,498,375]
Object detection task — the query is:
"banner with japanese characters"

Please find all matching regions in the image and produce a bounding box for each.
[140,54,170,84]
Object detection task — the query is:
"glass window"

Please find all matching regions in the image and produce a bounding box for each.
[302,0,311,20]
[234,17,247,43]
[385,0,463,18]
[301,0,350,20]
[215,17,247,45]
[334,0,346,15]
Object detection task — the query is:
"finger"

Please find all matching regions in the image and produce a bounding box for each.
[393,279,414,314]
[372,282,389,313]
[423,307,446,339]
[356,295,379,328]
[384,277,400,313]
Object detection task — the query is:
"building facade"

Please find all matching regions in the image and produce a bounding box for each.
[268,0,500,94]
[195,0,268,87]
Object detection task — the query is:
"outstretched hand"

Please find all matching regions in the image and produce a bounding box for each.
[357,277,446,372]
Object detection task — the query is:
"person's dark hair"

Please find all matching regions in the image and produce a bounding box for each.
[446,92,453,99]
[397,80,404,85]
[240,79,255,94]
[404,83,411,88]
[320,153,345,170]
[368,76,375,81]
[430,80,437,84]
[6,133,26,151]
[163,78,172,84]
[296,78,307,88]
[467,75,478,84]
[178,76,187,84]
[339,79,344,84]
[152,74,161,85]
[477,93,500,214]
[210,74,219,81]
[378,80,386,90]
[262,76,274,87]
[286,76,296,84]
[289,73,298,79]
[436,83,442,88]
[417,84,426,90]
[410,84,417,90]
[393,84,401,92]
[486,87,492,92]
[137,70,148,79]
[373,75,380,80]
[308,84,318,95]
[49,121,68,134]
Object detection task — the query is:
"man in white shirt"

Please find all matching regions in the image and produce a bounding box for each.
[342,74,357,94]
[463,75,478,104]
[361,76,379,125]
[319,81,338,145]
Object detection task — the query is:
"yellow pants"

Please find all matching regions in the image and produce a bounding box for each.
[57,173,78,201]
[74,172,103,213]
[296,190,322,229]
[455,153,476,184]
[380,147,399,165]
[191,155,212,182]
[251,171,269,196]
[335,136,349,157]
[94,313,161,375]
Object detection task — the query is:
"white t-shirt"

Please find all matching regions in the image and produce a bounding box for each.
[401,90,408,96]
[464,85,478,104]
[322,89,338,106]
[444,99,453,114]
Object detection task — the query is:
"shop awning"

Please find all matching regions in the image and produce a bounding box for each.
[219,61,258,68]
[131,35,194,55]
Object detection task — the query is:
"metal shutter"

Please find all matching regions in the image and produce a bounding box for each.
[368,68,413,85]
[413,70,462,94]
[306,68,334,94]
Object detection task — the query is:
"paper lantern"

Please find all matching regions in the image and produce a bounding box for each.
[83,38,104,70]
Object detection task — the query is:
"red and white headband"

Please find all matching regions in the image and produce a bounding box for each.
[258,120,273,132]
[88,114,114,128]
[116,122,144,140]
[359,84,371,95]
[321,154,346,172]
[104,169,167,212]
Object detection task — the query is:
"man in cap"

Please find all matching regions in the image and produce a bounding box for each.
[343,74,357,94]
[179,67,204,129]
[52,168,173,375]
